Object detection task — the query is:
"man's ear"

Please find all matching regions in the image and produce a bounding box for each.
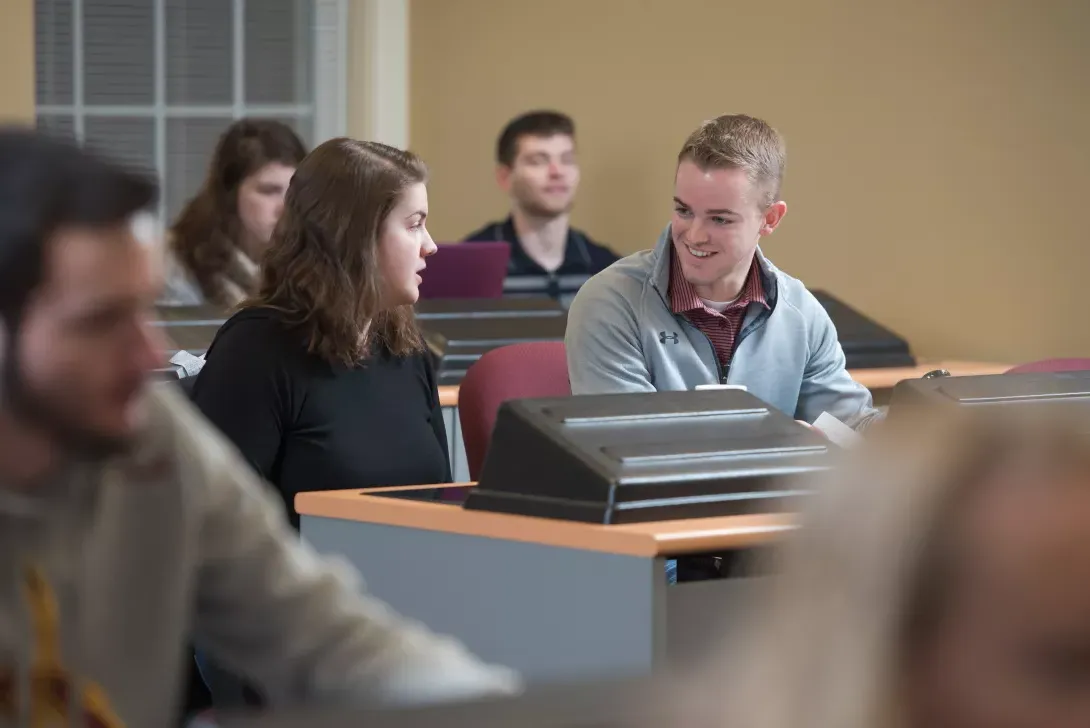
[760,200,788,237]
[495,165,513,193]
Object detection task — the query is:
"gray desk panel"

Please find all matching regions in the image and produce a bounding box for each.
[303,515,663,683]
[302,515,753,684]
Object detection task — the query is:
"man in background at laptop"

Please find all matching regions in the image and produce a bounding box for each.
[463,111,618,306]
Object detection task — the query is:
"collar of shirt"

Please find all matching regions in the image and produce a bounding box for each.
[667,245,769,316]
[501,216,590,276]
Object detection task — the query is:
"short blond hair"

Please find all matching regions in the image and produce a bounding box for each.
[677,114,786,208]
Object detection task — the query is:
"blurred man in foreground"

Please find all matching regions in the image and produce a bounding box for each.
[0,129,517,726]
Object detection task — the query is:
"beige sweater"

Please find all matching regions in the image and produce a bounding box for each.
[159,244,259,308]
[0,385,519,726]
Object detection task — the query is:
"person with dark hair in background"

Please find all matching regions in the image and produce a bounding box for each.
[464,110,618,306]
[162,118,307,308]
[0,128,516,727]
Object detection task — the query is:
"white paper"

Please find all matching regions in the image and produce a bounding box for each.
[169,350,207,378]
[813,411,863,448]
[694,384,748,392]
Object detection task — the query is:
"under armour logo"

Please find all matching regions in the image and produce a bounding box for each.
[659,331,679,344]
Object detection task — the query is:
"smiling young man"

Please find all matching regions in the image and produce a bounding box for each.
[464,111,618,306]
[566,114,878,429]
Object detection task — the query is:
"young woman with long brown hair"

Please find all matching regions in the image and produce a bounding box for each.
[161,118,306,308]
[190,138,446,529]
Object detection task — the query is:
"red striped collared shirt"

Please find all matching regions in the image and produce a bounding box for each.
[668,246,769,367]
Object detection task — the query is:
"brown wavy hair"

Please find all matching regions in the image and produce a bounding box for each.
[170,119,306,306]
[248,138,426,367]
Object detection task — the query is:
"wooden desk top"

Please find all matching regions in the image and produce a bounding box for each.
[296,484,795,558]
[438,386,459,407]
[848,360,1010,389]
[436,361,1009,409]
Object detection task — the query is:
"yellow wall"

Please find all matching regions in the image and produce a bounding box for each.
[409,0,1090,363]
[0,0,35,124]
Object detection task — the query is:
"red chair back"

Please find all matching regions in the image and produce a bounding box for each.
[1006,358,1090,374]
[458,342,571,481]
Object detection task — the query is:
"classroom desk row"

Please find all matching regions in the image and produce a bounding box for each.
[158,318,1009,484]
[435,360,1011,482]
[297,483,790,683]
[300,363,1010,681]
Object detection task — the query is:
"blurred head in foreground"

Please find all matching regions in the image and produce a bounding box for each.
[717,409,1090,728]
[0,129,162,462]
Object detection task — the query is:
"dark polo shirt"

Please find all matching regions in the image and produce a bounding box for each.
[463,217,619,307]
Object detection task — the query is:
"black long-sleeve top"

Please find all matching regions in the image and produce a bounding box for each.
[191,307,451,529]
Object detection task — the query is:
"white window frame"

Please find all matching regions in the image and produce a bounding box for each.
[35,0,349,227]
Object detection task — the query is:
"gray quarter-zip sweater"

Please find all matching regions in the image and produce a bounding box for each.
[565,225,880,429]
[0,384,518,726]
